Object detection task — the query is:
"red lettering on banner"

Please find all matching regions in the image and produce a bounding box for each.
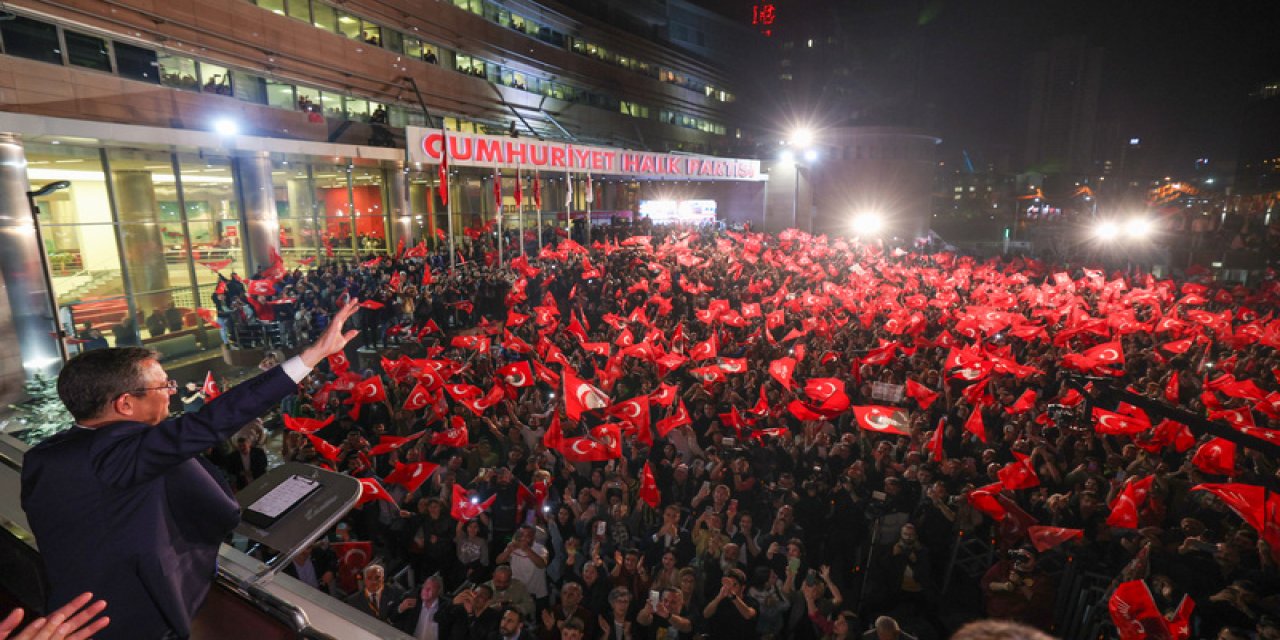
[550,147,566,168]
[686,158,701,175]
[668,157,682,174]
[622,154,640,173]
[572,148,592,169]
[423,133,443,161]
[506,141,527,165]
[591,151,606,171]
[530,144,548,166]
[476,139,502,163]
[449,136,473,161]
[602,153,614,171]
[639,155,655,173]
[716,162,728,177]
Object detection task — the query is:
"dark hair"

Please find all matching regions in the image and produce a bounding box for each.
[500,605,523,622]
[57,347,158,421]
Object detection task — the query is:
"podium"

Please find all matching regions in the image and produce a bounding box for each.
[233,462,361,579]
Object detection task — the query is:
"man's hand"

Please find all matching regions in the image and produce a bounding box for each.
[398,598,418,614]
[0,592,109,640]
[299,299,361,368]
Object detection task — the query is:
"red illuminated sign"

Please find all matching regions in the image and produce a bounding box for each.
[751,3,776,36]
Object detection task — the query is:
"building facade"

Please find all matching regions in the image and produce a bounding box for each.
[0,0,762,398]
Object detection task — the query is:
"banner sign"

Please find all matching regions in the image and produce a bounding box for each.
[407,127,763,182]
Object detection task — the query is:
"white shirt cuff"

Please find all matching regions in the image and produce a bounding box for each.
[281,356,313,383]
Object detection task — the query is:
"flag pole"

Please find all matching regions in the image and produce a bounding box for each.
[585,172,593,245]
[495,168,504,266]
[535,170,543,253]
[441,126,455,271]
[517,166,525,256]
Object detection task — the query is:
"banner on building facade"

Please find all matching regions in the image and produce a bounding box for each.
[407,127,763,182]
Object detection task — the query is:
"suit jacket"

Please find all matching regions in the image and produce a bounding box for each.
[223,446,268,490]
[344,587,404,622]
[394,597,456,635]
[21,365,298,640]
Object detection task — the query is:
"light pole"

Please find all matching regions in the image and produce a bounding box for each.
[780,130,819,232]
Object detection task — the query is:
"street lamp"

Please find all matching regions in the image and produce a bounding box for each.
[782,127,819,231]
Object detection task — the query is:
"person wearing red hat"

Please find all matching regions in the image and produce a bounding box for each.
[20,298,360,640]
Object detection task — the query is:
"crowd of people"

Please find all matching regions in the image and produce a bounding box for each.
[201,222,1280,640]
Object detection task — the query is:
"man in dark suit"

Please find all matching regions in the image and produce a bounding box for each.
[343,563,403,623]
[394,575,455,638]
[21,299,360,640]
[223,435,268,490]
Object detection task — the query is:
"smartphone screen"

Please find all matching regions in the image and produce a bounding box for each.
[596,521,607,536]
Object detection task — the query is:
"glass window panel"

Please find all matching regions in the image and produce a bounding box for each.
[360,23,381,46]
[285,0,311,21]
[336,12,361,39]
[276,161,320,260]
[258,0,285,14]
[319,92,344,118]
[114,42,159,83]
[0,16,62,64]
[231,70,266,104]
[176,153,242,301]
[311,2,336,31]
[314,164,354,256]
[157,53,198,90]
[199,62,231,95]
[296,85,320,113]
[64,31,111,71]
[349,167,386,253]
[265,80,294,109]
[345,97,369,120]
[382,28,402,53]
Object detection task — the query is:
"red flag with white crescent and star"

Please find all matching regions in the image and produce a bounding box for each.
[851,405,911,436]
[283,414,334,434]
[639,461,660,508]
[1027,525,1083,552]
[403,383,433,411]
[563,368,610,420]
[451,484,495,521]
[201,371,221,400]
[384,461,440,494]
[356,477,399,507]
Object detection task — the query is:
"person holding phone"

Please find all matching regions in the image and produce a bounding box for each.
[701,569,757,640]
[636,588,692,639]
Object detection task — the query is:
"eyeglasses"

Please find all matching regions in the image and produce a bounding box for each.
[130,379,177,395]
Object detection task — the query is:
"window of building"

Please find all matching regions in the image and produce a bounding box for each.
[320,92,345,118]
[285,0,311,22]
[1,16,63,65]
[114,42,159,83]
[360,23,381,46]
[335,12,361,39]
[231,70,266,104]
[157,53,199,90]
[265,79,295,109]
[258,0,285,15]
[381,29,402,53]
[345,97,370,121]
[198,62,232,95]
[64,30,112,72]
[311,3,337,32]
[296,85,321,112]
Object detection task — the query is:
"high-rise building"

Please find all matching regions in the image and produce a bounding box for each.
[1018,36,1104,177]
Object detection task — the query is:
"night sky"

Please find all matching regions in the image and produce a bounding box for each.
[696,0,1280,177]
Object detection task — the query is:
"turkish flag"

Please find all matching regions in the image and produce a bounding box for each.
[385,461,440,494]
[967,482,1006,520]
[247,279,275,296]
[196,308,221,328]
[997,451,1039,489]
[1209,407,1256,428]
[905,379,938,410]
[403,383,433,411]
[450,334,490,352]
[1191,437,1236,475]
[332,541,373,594]
[1092,407,1152,435]
[1192,483,1266,531]
[1108,580,1165,640]
[852,405,911,436]
[689,335,718,361]
[200,258,233,272]
[606,396,651,435]
[444,383,483,402]
[507,309,530,326]
[451,484,495,521]
[283,414,334,434]
[1005,389,1037,415]
[496,361,534,387]
[1162,338,1194,353]
[356,477,399,507]
[563,368,610,420]
[201,371,221,400]
[305,433,341,462]
[650,383,679,407]
[357,300,385,310]
[459,385,504,416]
[369,431,426,456]
[1027,525,1083,552]
[925,420,945,461]
[559,436,617,462]
[430,420,469,448]
[769,357,797,390]
[1165,372,1180,403]
[655,399,692,436]
[543,413,563,450]
[803,378,843,403]
[328,352,350,373]
[532,361,560,387]
[353,376,387,404]
[639,462,660,508]
[964,405,987,442]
